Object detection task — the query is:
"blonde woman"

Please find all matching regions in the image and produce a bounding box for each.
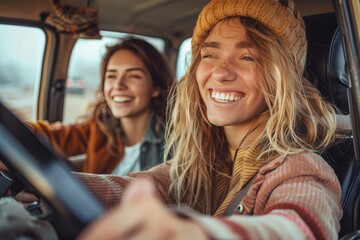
[76,0,341,239]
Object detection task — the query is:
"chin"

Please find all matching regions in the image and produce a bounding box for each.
[109,110,124,118]
[207,115,231,127]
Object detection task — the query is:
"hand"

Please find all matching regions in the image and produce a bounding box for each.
[0,162,38,202]
[0,161,8,171]
[14,190,39,203]
[77,178,209,240]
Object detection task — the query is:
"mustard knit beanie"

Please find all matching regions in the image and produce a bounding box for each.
[192,0,307,66]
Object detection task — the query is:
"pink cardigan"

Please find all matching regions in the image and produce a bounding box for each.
[76,151,342,240]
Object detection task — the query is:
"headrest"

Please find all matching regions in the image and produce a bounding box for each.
[304,13,349,114]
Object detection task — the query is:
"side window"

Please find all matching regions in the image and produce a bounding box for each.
[0,24,46,120]
[176,38,192,80]
[64,31,165,123]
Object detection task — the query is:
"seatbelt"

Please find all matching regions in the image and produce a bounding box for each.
[222,174,257,216]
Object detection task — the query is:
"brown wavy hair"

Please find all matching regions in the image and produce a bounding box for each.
[87,37,173,157]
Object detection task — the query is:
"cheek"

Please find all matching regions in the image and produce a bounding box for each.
[133,82,155,99]
[250,84,267,110]
[244,71,267,106]
[103,82,111,98]
[134,80,153,95]
[246,70,262,93]
[103,79,111,91]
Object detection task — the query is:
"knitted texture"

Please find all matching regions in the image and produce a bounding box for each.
[76,151,341,239]
[192,0,306,66]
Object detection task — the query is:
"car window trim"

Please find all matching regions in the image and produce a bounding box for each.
[333,0,360,160]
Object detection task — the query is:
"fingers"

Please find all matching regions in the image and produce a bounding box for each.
[14,190,39,203]
[122,177,155,205]
[77,178,209,240]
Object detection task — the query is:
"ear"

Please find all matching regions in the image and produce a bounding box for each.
[152,87,161,97]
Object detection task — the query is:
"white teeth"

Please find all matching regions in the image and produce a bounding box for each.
[113,96,133,103]
[211,91,242,102]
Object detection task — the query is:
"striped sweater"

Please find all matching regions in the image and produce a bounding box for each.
[76,151,342,240]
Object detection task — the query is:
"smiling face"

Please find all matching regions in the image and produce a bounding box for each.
[103,49,160,119]
[196,18,267,129]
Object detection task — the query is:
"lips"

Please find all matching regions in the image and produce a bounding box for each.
[210,90,243,102]
[112,96,133,103]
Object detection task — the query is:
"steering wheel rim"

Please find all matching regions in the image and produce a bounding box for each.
[0,101,105,238]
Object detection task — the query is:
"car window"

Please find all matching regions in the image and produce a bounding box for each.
[63,31,165,123]
[0,24,46,121]
[176,38,192,80]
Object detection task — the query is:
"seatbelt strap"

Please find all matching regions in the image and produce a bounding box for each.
[222,174,257,216]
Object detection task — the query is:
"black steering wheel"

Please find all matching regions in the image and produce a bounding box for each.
[0,102,105,239]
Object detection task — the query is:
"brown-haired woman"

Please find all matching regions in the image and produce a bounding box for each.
[28,37,173,175]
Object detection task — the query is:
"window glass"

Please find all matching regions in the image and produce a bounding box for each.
[64,31,165,123]
[176,38,192,80]
[0,24,45,120]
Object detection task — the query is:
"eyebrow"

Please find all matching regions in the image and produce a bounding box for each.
[105,67,146,73]
[201,41,255,49]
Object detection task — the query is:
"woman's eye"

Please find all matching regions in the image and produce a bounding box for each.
[105,74,116,79]
[202,53,212,58]
[129,74,142,79]
[241,55,255,61]
[200,49,216,59]
[201,52,217,59]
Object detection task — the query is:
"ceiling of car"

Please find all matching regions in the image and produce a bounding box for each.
[0,0,334,44]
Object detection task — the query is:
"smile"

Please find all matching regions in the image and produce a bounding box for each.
[211,90,243,102]
[113,96,133,103]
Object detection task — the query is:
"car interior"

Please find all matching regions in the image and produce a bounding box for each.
[0,0,360,239]
[304,12,360,238]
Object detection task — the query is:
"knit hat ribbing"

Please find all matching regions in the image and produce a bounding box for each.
[192,0,307,66]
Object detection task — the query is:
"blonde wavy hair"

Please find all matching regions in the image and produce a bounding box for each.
[164,17,337,214]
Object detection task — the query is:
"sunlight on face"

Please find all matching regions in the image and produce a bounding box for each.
[196,18,267,129]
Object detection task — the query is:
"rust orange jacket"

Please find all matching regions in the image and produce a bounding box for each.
[27,116,165,174]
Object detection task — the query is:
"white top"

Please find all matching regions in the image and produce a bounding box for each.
[111,142,141,176]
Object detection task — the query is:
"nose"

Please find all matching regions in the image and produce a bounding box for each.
[114,74,127,89]
[212,62,236,82]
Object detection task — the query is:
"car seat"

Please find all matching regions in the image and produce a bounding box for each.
[304,13,360,239]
